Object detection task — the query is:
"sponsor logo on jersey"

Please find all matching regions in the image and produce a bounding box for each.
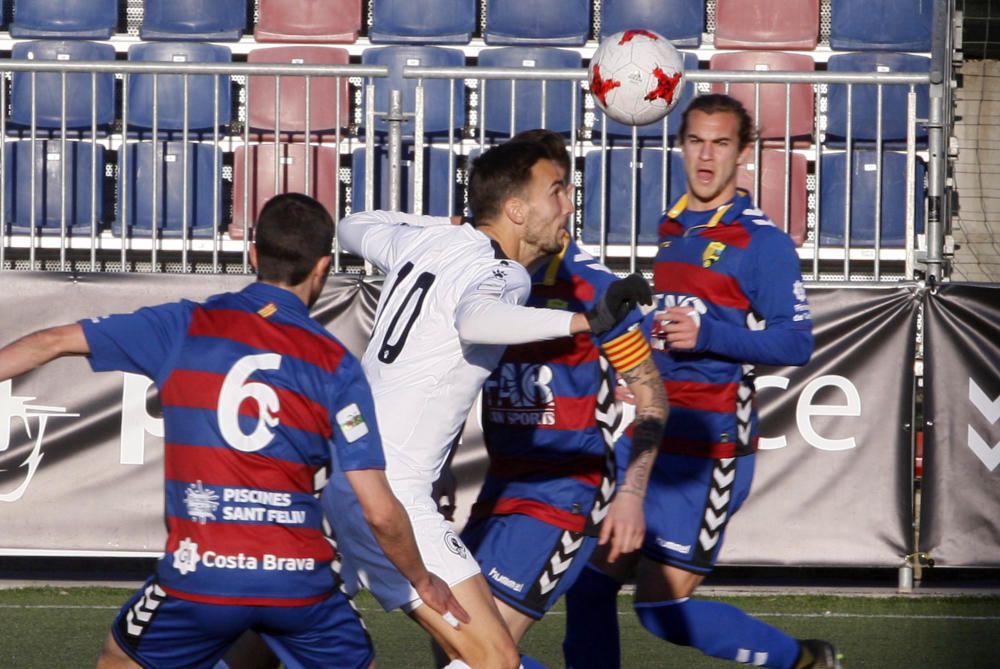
[702,241,726,268]
[336,403,369,442]
[443,529,469,558]
[488,567,525,593]
[184,481,220,524]
[483,363,556,426]
[171,536,316,574]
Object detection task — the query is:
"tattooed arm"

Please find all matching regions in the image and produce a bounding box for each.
[598,354,668,562]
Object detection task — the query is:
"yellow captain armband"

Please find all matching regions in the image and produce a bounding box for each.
[602,326,651,374]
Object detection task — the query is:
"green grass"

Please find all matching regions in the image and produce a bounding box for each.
[2,587,999,668]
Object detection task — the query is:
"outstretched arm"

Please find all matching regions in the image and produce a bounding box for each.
[344,468,470,626]
[598,352,668,563]
[0,324,89,382]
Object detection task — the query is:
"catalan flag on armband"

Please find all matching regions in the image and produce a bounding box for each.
[602,327,650,373]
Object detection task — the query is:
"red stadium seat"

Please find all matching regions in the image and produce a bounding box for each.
[254,0,361,44]
[710,51,815,145]
[246,46,351,141]
[714,0,819,50]
[737,149,808,246]
[230,143,340,239]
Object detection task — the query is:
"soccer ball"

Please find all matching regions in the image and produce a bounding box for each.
[589,29,686,126]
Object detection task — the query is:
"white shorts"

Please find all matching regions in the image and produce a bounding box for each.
[322,471,482,613]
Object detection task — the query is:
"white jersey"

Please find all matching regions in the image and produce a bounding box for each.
[338,210,573,500]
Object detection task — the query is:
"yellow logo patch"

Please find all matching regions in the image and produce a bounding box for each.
[257,303,278,319]
[702,242,726,268]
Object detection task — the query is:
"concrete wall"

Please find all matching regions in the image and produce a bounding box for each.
[952,59,1000,282]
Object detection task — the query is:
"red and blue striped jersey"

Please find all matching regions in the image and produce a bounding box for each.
[474,240,646,535]
[81,282,385,606]
[650,189,813,459]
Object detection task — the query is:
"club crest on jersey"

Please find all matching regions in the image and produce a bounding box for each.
[184,480,220,524]
[336,403,369,442]
[702,241,726,268]
[443,530,469,558]
[173,538,201,575]
[257,302,278,319]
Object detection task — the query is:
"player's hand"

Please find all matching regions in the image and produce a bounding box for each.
[656,307,700,350]
[413,573,471,627]
[431,466,457,522]
[598,490,645,563]
[615,383,636,405]
[586,273,653,335]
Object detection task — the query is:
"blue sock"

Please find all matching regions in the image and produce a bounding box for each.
[519,654,547,669]
[635,598,801,669]
[562,565,623,669]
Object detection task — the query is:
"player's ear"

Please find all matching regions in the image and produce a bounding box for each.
[249,244,259,272]
[505,196,525,225]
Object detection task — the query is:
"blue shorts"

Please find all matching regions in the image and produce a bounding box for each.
[111,578,373,669]
[641,452,755,573]
[462,513,598,620]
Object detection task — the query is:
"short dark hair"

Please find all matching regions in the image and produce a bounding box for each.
[510,129,570,181]
[252,193,334,285]
[468,140,552,225]
[678,94,757,149]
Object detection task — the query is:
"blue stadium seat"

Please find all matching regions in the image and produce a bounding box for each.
[714,0,819,50]
[126,43,233,139]
[370,0,475,44]
[477,48,582,137]
[360,46,466,137]
[582,148,685,245]
[255,0,361,43]
[825,53,930,147]
[10,0,117,39]
[9,41,116,137]
[230,143,340,239]
[484,0,590,46]
[599,0,704,47]
[830,0,934,52]
[591,51,698,143]
[819,150,926,248]
[140,0,245,41]
[115,141,221,239]
[3,140,105,235]
[351,145,460,217]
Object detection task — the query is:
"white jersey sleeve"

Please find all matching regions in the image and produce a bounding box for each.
[338,210,452,274]
[455,272,574,345]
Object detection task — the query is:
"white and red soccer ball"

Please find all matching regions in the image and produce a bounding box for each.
[589,29,686,126]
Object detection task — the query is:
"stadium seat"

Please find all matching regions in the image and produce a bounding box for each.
[115,141,222,239]
[369,0,475,44]
[360,46,466,137]
[126,43,233,139]
[255,0,361,43]
[10,0,117,39]
[230,143,340,240]
[714,0,819,50]
[140,0,245,41]
[484,0,590,46]
[599,0,703,47]
[351,144,460,217]
[737,150,807,246]
[591,51,698,143]
[9,41,116,137]
[710,51,815,145]
[2,140,105,235]
[830,0,934,52]
[825,53,930,147]
[247,47,351,141]
[582,148,686,245]
[477,48,582,137]
[819,150,926,248]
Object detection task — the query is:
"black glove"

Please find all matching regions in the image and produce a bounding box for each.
[585,273,652,335]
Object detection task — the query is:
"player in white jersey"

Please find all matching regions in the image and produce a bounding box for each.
[323,140,651,669]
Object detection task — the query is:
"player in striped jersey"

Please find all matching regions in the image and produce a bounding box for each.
[322,139,651,669]
[0,194,466,669]
[458,130,668,643]
[563,96,840,669]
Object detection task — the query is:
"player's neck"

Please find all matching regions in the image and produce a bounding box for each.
[476,223,521,264]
